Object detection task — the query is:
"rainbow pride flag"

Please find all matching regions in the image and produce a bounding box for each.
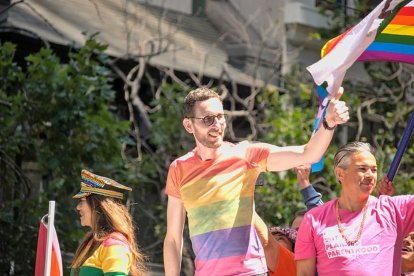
[359,0,414,63]
[308,0,411,95]
[322,0,414,63]
[321,28,354,58]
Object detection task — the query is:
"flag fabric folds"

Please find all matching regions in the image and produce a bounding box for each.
[309,0,414,176]
[35,216,63,276]
[307,0,408,95]
[359,1,414,63]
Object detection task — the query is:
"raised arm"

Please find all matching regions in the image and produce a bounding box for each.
[266,88,349,172]
[295,165,323,210]
[296,164,312,190]
[164,195,186,276]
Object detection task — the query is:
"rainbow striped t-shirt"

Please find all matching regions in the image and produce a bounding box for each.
[71,232,132,276]
[166,141,270,275]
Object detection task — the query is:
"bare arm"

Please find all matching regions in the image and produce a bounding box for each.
[164,195,186,276]
[254,213,279,272]
[296,258,316,276]
[266,88,349,172]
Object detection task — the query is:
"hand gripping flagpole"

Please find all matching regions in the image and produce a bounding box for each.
[387,109,414,181]
[44,201,55,276]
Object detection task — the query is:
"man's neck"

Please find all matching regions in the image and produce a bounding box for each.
[196,144,222,161]
[338,195,369,212]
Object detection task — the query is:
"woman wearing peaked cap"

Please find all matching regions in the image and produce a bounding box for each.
[71,170,146,276]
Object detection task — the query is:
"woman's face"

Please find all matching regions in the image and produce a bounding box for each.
[76,197,92,227]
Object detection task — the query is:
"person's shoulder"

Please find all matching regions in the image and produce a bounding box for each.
[386,194,414,200]
[102,232,129,248]
[376,194,414,207]
[222,141,237,148]
[234,140,273,152]
[222,141,268,157]
[305,199,336,217]
[218,141,240,154]
[98,233,131,258]
[170,148,198,166]
[236,140,265,147]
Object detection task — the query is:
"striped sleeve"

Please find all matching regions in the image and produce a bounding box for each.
[99,239,131,275]
[244,141,271,171]
[165,160,181,198]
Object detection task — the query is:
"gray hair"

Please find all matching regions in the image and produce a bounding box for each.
[183,88,222,118]
[334,142,375,169]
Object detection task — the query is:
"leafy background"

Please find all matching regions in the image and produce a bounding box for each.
[1,5,414,274]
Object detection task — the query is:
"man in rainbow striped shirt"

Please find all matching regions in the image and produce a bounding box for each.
[163,87,349,276]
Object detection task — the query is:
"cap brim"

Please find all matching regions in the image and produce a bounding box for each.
[101,176,132,191]
[73,191,91,199]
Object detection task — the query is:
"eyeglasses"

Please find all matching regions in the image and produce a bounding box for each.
[187,114,228,126]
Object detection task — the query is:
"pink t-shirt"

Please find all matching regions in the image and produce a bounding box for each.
[295,195,414,275]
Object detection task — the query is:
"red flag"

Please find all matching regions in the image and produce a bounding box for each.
[35,218,63,276]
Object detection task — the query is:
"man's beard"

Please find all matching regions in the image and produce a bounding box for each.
[194,130,224,149]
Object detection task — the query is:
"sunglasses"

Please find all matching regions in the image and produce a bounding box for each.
[187,114,228,126]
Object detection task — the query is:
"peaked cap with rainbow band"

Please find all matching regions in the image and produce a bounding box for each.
[270,226,298,244]
[73,170,132,200]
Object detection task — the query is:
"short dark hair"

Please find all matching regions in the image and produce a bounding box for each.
[334,141,375,169]
[183,88,222,118]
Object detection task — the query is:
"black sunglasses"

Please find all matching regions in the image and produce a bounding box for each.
[187,114,228,126]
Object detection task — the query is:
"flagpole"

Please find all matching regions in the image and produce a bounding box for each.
[311,86,329,173]
[387,110,414,181]
[44,201,55,276]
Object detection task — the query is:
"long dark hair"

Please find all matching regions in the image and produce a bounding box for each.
[71,194,146,275]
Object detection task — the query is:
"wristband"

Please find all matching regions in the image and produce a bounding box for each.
[322,116,336,130]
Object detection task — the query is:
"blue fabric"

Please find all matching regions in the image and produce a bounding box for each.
[300,185,323,211]
[300,185,322,276]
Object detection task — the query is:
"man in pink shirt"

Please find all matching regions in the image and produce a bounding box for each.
[295,141,414,276]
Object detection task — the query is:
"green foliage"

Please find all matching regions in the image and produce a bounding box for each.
[0,39,128,275]
[2,12,414,273]
[137,82,194,249]
[316,0,383,39]
[149,83,193,157]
